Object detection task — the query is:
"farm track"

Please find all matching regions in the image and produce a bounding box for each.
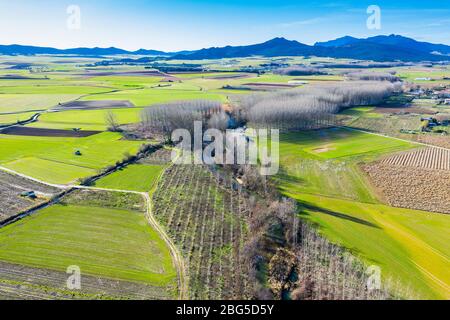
[0,163,187,300]
[343,126,450,152]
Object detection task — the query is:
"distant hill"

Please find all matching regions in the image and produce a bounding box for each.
[0,45,177,57]
[316,34,450,55]
[1,34,449,62]
[0,45,131,56]
[173,35,450,62]
[315,36,362,47]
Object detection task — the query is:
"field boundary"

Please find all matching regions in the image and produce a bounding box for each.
[342,126,450,152]
[0,159,187,300]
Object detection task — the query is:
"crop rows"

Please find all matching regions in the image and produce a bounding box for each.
[363,163,450,214]
[152,164,251,300]
[0,261,169,300]
[381,147,450,171]
[138,148,173,165]
[0,170,61,222]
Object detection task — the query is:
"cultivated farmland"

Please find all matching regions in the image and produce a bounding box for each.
[152,165,251,299]
[94,164,165,192]
[0,189,177,299]
[363,163,450,214]
[0,53,449,301]
[0,170,61,223]
[0,132,144,184]
[380,147,450,171]
[276,128,450,299]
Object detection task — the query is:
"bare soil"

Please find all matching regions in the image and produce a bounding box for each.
[0,171,61,223]
[363,163,450,214]
[54,100,135,110]
[0,126,101,137]
[243,82,297,88]
[209,74,251,80]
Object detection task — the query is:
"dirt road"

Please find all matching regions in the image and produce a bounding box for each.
[0,165,188,300]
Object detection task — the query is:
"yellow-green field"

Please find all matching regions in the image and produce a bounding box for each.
[94,164,165,192]
[0,204,176,289]
[276,128,450,299]
[0,132,144,184]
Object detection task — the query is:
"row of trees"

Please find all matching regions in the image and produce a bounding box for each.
[140,100,226,140]
[274,65,327,76]
[233,165,406,300]
[346,71,400,82]
[233,81,402,130]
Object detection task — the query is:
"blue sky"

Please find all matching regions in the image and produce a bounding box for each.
[0,0,449,51]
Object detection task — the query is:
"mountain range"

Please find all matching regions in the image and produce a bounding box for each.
[1,35,449,62]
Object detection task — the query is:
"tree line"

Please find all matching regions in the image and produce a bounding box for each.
[232,81,402,131]
[274,65,327,76]
[140,100,226,141]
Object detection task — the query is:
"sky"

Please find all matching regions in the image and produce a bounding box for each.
[0,0,449,51]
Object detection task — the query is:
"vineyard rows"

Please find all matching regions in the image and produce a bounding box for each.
[381,147,450,171]
[152,164,251,300]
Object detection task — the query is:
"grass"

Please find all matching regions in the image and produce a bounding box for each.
[276,127,450,299]
[398,69,450,84]
[82,88,226,106]
[0,132,144,184]
[0,111,37,125]
[0,94,82,113]
[341,107,383,119]
[29,108,143,131]
[3,157,97,184]
[291,193,450,300]
[0,85,112,95]
[0,204,177,288]
[94,164,165,192]
[276,128,413,202]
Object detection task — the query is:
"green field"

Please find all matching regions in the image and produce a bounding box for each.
[340,106,383,119]
[0,94,83,113]
[276,128,413,203]
[276,127,450,299]
[0,132,144,184]
[292,194,450,300]
[81,88,226,106]
[29,108,143,131]
[0,111,37,125]
[94,164,165,192]
[0,204,176,287]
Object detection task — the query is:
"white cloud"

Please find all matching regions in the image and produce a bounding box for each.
[278,17,323,28]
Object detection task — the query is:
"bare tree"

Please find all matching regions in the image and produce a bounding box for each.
[106,111,120,132]
[141,100,222,141]
[346,71,400,82]
[233,81,402,130]
[208,111,230,131]
[274,65,327,76]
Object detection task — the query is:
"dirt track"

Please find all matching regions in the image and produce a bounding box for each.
[0,164,188,300]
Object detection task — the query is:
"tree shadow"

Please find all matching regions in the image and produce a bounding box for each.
[299,200,381,229]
